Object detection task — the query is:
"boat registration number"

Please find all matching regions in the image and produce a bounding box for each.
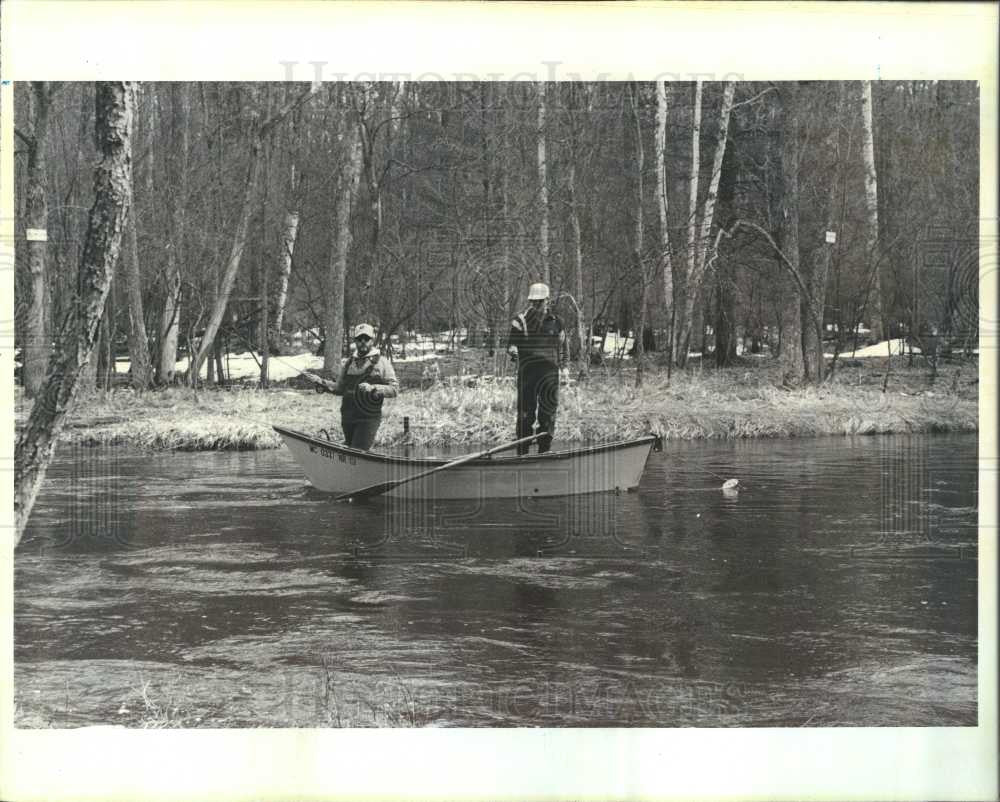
[309,444,357,465]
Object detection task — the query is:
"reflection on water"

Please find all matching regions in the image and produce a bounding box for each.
[15,434,978,727]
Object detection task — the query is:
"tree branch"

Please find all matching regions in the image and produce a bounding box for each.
[731,87,775,110]
[14,127,34,148]
[709,219,824,333]
[260,86,315,138]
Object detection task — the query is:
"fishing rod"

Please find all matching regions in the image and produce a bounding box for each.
[220,327,334,392]
[220,328,422,448]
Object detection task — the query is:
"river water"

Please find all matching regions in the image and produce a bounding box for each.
[14,433,978,727]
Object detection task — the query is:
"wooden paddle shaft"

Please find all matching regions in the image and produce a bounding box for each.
[335,432,546,501]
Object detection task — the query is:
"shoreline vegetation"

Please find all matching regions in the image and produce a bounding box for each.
[14,356,978,452]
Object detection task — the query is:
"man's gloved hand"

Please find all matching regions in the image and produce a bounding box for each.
[507,346,518,361]
[358,382,383,400]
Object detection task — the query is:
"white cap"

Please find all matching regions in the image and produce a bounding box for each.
[353,323,375,339]
[527,282,550,300]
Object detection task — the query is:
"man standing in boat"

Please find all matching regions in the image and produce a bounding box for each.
[507,282,568,455]
[325,323,399,451]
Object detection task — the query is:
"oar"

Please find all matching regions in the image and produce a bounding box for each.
[335,432,546,502]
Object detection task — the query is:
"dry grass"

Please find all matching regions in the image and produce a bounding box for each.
[13,359,978,451]
[103,677,202,728]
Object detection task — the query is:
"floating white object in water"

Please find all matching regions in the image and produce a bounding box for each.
[722,478,740,491]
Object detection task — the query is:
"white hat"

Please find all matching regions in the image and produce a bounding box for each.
[527,282,550,300]
[353,323,375,339]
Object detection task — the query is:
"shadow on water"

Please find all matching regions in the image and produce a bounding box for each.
[14,434,978,728]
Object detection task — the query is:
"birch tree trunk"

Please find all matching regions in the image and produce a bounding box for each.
[273,94,303,344]
[654,80,675,366]
[694,82,736,273]
[206,83,223,386]
[273,201,300,339]
[861,81,884,342]
[679,81,735,362]
[678,80,702,367]
[567,159,587,370]
[117,86,152,392]
[566,84,587,374]
[15,81,136,544]
[537,81,550,285]
[23,82,53,397]
[259,94,272,389]
[323,119,364,374]
[78,90,102,394]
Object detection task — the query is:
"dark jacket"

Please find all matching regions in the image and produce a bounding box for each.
[508,308,568,367]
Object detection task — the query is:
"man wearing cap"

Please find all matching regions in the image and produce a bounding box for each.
[328,323,399,451]
[507,282,568,455]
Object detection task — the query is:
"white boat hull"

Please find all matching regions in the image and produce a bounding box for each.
[273,426,657,499]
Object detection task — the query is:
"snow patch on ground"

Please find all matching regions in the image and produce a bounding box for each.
[107,337,956,382]
[824,339,918,359]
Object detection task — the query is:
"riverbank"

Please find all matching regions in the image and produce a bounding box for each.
[13,358,979,451]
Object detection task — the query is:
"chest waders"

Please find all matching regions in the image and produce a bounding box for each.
[516,314,561,455]
[340,356,383,451]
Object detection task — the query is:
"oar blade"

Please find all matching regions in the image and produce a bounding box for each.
[334,480,399,502]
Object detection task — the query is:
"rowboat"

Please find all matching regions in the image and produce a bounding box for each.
[273,425,659,499]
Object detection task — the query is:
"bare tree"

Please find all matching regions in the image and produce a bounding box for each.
[537,81,550,285]
[120,88,153,391]
[18,82,58,397]
[273,190,300,340]
[861,80,884,342]
[188,86,313,383]
[775,83,804,378]
[15,79,978,405]
[801,82,849,382]
[654,80,675,367]
[122,206,152,390]
[565,83,588,374]
[629,84,648,388]
[680,80,702,366]
[323,98,364,374]
[156,84,187,384]
[272,88,306,343]
[15,81,137,544]
[678,81,736,362]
